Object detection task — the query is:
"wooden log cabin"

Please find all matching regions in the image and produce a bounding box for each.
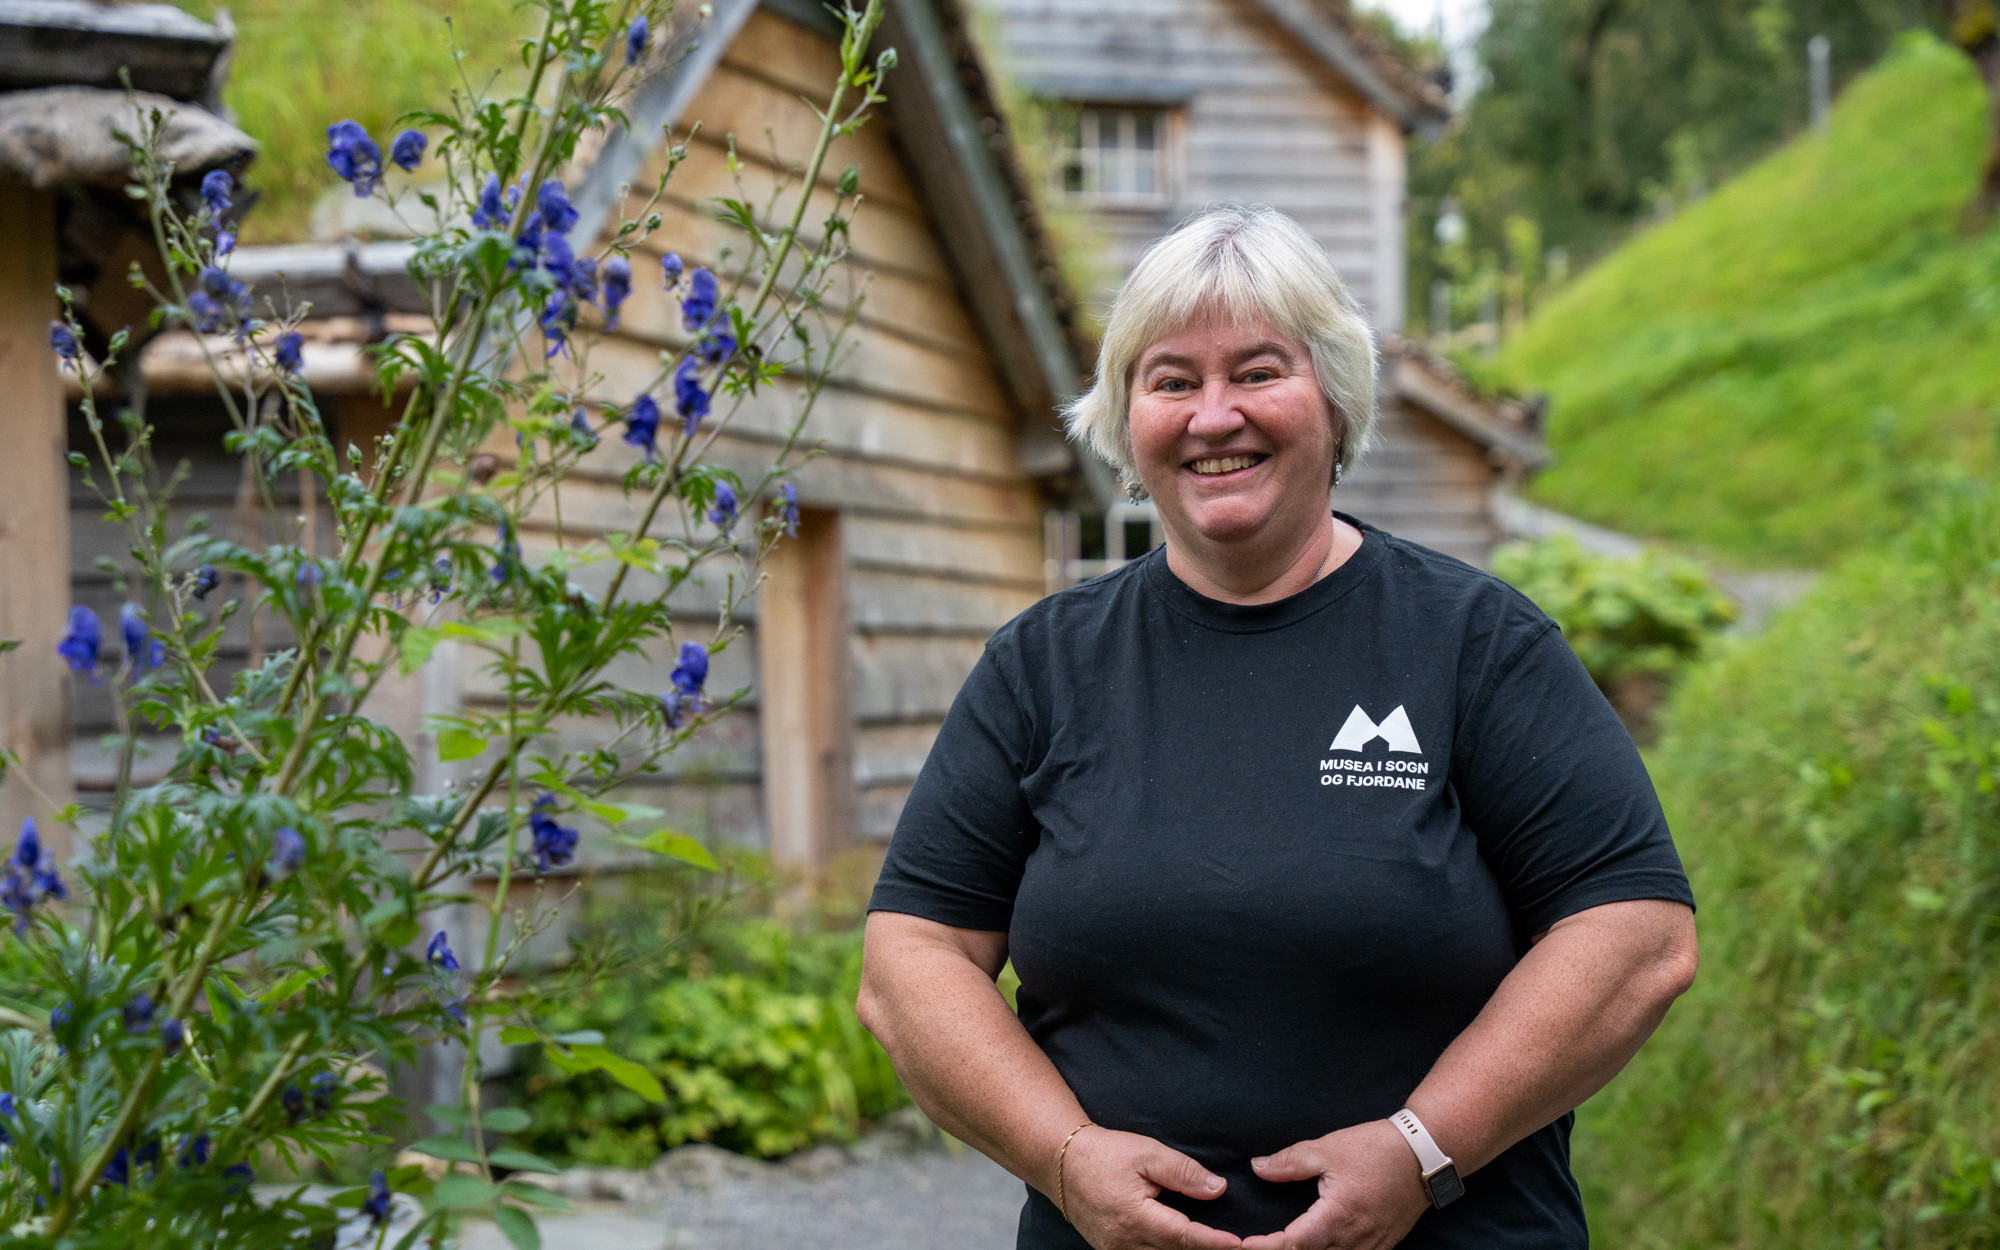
[24,0,1105,883]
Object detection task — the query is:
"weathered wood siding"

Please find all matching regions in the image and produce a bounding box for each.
[1336,400,1501,566]
[987,0,1407,330]
[510,10,1046,851]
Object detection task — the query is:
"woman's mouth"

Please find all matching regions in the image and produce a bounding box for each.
[1188,454,1268,476]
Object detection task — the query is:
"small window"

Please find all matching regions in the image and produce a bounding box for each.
[1050,105,1177,209]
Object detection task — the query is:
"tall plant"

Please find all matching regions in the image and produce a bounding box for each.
[0,0,891,1243]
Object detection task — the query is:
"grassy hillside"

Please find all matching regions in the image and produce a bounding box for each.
[1492,35,2000,568]
[1574,484,2000,1245]
[170,0,538,242]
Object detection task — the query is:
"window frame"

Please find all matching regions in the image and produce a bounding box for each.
[1048,102,1181,211]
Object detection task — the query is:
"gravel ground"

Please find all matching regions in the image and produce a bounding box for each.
[456,1144,1024,1250]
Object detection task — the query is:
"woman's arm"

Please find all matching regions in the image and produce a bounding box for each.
[1241,898,1697,1250]
[859,910,1243,1250]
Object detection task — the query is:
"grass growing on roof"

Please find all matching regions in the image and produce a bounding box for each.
[169,0,541,242]
[1489,34,2000,569]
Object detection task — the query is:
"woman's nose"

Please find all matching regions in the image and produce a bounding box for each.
[1187,381,1244,438]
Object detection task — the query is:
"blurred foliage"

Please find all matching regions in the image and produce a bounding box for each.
[511,889,907,1167]
[1492,537,1737,688]
[1485,36,2000,566]
[1577,481,2000,1245]
[168,0,540,241]
[1410,0,1957,313]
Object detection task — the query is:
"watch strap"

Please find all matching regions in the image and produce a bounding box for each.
[1390,1108,1462,1208]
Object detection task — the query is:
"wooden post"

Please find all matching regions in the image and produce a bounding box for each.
[758,507,854,877]
[0,181,76,860]
[1365,113,1408,335]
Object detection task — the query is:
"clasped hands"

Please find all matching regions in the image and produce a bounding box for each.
[1060,1120,1433,1250]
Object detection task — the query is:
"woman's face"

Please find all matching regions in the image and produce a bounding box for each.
[1127,319,1336,551]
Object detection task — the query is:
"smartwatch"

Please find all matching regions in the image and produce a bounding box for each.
[1390,1108,1464,1209]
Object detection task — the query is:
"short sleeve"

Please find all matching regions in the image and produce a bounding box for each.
[868,640,1040,931]
[1452,623,1695,936]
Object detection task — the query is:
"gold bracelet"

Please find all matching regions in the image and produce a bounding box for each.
[1056,1120,1095,1224]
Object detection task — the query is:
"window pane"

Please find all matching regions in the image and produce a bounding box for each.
[1133,112,1157,149]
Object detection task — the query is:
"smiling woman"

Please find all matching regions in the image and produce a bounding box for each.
[858,206,1700,1250]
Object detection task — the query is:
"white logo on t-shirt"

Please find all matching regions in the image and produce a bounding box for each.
[1328,704,1423,755]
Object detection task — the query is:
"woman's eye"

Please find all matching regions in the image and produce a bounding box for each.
[1158,377,1192,393]
[1243,369,1275,384]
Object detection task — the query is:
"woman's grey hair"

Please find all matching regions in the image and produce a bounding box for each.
[1064,205,1378,500]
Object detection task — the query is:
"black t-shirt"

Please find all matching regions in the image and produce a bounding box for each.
[869,518,1694,1248]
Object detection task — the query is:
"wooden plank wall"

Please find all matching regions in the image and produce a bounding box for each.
[987,0,1403,329]
[479,10,1047,857]
[1336,401,1501,566]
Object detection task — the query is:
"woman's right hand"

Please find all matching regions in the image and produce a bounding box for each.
[1061,1126,1243,1250]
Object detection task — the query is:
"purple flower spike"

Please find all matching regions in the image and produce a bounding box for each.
[472,173,509,230]
[670,640,708,698]
[528,796,579,874]
[49,321,79,369]
[363,1170,392,1225]
[274,330,304,375]
[708,481,738,530]
[201,169,233,216]
[625,16,649,63]
[57,606,100,673]
[779,481,799,537]
[537,179,579,234]
[216,230,236,257]
[120,603,164,674]
[673,357,709,436]
[124,993,155,1034]
[161,1017,186,1055]
[661,252,684,284]
[426,930,460,973]
[602,254,632,327]
[680,267,717,330]
[268,827,306,878]
[191,565,221,599]
[325,120,383,197]
[570,408,598,447]
[660,688,683,729]
[624,394,661,459]
[390,129,427,171]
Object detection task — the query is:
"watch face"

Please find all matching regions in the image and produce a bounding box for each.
[1426,1165,1466,1208]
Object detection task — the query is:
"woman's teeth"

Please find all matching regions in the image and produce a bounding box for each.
[1190,454,1264,475]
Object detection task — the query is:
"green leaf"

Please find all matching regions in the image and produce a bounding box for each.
[437,728,489,762]
[487,1149,560,1174]
[257,969,318,1003]
[551,1029,605,1046]
[0,639,20,654]
[431,1174,501,1209]
[482,1107,532,1133]
[398,626,445,675]
[636,830,719,871]
[571,1044,666,1103]
[362,897,408,928]
[493,1205,541,1250]
[407,1135,485,1165]
[501,1181,572,1212]
[426,1103,472,1129]
[497,1026,538,1046]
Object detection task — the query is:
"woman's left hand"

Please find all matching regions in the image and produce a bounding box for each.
[1238,1119,1431,1250]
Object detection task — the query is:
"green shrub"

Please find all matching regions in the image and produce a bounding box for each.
[512,916,907,1167]
[1491,536,1737,689]
[1577,484,2000,1246]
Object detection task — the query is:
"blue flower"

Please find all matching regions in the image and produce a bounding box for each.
[216,230,235,257]
[297,562,322,592]
[102,1147,131,1188]
[779,481,799,537]
[326,120,382,196]
[191,565,221,599]
[541,230,575,283]
[569,256,599,304]
[57,606,100,673]
[602,255,632,327]
[624,394,661,458]
[0,1093,12,1146]
[660,688,683,729]
[187,290,224,334]
[492,518,521,584]
[281,1084,305,1123]
[160,1017,185,1055]
[680,267,717,330]
[49,321,79,369]
[275,331,304,375]
[200,169,233,216]
[661,252,684,284]
[426,930,460,973]
[49,1002,69,1031]
[539,290,577,357]
[528,796,579,874]
[120,603,164,674]
[671,640,709,698]
[673,357,709,436]
[708,481,738,530]
[178,1133,210,1168]
[570,409,598,447]
[268,827,306,878]
[362,1169,392,1225]
[472,173,509,230]
[390,129,427,171]
[537,179,579,235]
[14,818,42,874]
[308,1072,339,1115]
[199,265,231,297]
[222,1162,253,1190]
[625,16,649,63]
[697,327,736,366]
[124,993,155,1034]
